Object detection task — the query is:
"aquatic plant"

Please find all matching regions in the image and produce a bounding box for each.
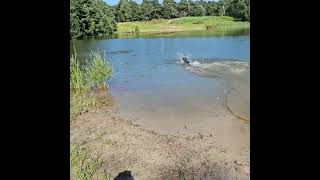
[70,49,112,117]
[85,51,112,90]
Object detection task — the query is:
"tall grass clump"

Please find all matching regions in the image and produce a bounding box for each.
[70,49,112,118]
[70,54,86,93]
[85,51,112,90]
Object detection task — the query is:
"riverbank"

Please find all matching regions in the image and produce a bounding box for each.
[116,16,250,34]
[70,94,249,180]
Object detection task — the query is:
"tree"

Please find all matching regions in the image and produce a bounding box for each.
[140,0,162,20]
[177,0,190,17]
[191,0,206,16]
[115,0,132,22]
[245,0,250,21]
[216,0,226,16]
[100,2,117,34]
[70,0,116,39]
[150,0,163,19]
[70,0,82,38]
[140,0,153,20]
[226,0,249,21]
[162,0,179,19]
[206,1,216,16]
[129,0,141,21]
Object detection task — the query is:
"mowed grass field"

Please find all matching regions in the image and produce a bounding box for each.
[116,16,250,33]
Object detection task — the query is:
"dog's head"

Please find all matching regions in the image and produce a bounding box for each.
[114,171,134,180]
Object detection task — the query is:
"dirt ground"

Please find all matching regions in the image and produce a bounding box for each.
[70,95,250,180]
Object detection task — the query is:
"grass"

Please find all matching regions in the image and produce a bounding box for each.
[70,54,85,93]
[70,49,112,118]
[70,50,113,179]
[85,51,112,89]
[70,93,97,117]
[71,146,111,180]
[116,16,250,34]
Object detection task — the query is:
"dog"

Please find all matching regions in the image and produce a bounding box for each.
[182,57,190,65]
[114,171,134,180]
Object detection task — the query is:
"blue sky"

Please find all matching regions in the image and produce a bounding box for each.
[104,0,218,6]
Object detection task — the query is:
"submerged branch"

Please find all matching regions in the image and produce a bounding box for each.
[225,95,249,122]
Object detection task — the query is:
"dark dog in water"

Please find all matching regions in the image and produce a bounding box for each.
[114,171,134,180]
[182,57,190,65]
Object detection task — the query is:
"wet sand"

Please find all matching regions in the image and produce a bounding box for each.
[70,99,250,179]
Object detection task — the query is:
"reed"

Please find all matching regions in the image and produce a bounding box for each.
[70,49,112,118]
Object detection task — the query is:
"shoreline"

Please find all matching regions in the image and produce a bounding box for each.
[114,26,203,34]
[116,16,250,35]
[115,25,250,35]
[70,95,250,179]
[71,27,250,41]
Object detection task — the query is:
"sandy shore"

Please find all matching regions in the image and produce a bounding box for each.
[70,95,249,180]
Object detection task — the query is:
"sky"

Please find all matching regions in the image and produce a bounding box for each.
[103,0,218,6]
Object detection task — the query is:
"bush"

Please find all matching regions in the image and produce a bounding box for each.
[135,26,140,33]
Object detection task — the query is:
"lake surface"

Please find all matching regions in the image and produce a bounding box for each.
[71,29,250,157]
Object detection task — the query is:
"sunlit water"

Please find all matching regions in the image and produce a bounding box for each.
[71,30,250,157]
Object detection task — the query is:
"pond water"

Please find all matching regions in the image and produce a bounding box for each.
[71,29,250,156]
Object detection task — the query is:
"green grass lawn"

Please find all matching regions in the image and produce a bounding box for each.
[116,16,250,34]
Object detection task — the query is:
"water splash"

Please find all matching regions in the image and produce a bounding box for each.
[176,52,192,64]
[185,59,249,78]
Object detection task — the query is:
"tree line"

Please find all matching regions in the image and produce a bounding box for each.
[71,0,250,39]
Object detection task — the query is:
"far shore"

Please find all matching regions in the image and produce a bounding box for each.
[116,16,250,34]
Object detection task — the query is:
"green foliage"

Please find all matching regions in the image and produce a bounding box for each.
[70,50,112,93]
[116,0,132,22]
[216,0,226,16]
[70,50,112,117]
[226,0,250,21]
[140,0,162,20]
[70,0,250,39]
[70,94,97,118]
[70,54,86,93]
[151,0,163,19]
[117,16,249,34]
[129,0,142,21]
[140,0,152,20]
[70,0,117,39]
[85,51,112,89]
[162,0,179,19]
[177,0,190,17]
[171,16,234,24]
[205,1,216,16]
[190,1,206,17]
